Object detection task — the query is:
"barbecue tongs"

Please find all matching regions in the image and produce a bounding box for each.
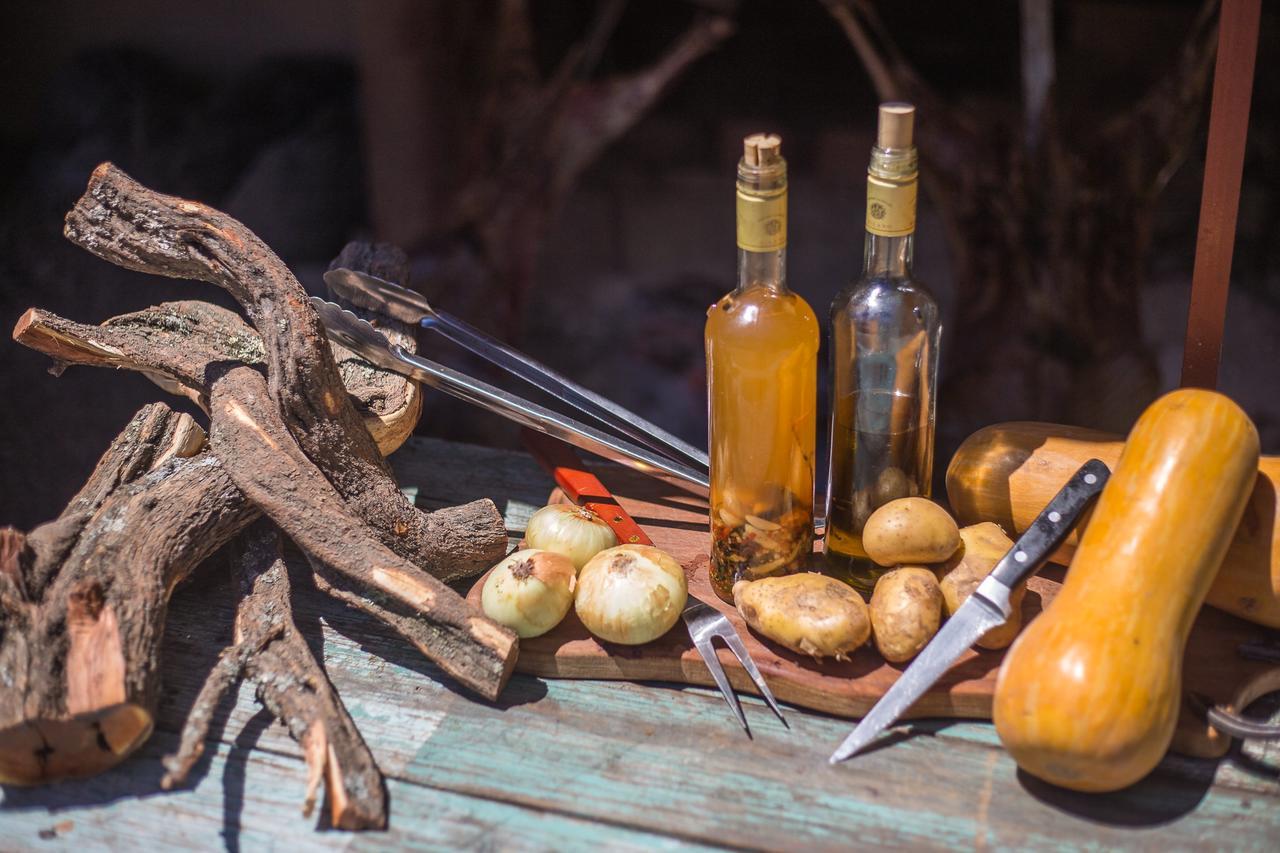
[312,269,709,496]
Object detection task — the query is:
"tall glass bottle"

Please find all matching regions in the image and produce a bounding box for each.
[824,103,941,594]
[705,134,819,603]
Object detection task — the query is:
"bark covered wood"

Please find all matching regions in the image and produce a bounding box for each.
[208,364,518,699]
[0,404,256,785]
[326,242,423,456]
[5,170,520,804]
[63,164,503,576]
[162,520,387,830]
[13,302,506,584]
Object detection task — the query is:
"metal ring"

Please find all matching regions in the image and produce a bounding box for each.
[1206,705,1280,741]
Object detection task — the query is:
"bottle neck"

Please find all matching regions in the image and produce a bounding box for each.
[737,247,787,293]
[861,138,918,282]
[735,145,788,294]
[862,232,913,280]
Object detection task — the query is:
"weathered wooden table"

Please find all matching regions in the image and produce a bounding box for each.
[2,437,1277,850]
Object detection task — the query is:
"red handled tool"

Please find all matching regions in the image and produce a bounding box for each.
[520,428,787,734]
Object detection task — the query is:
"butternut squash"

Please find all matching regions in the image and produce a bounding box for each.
[993,389,1259,792]
[947,422,1280,629]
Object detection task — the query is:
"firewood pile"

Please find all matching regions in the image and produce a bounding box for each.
[0,163,521,829]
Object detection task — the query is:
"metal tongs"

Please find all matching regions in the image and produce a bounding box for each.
[312,269,708,496]
[314,271,779,731]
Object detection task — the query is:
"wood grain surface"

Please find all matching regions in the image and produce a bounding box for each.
[3,438,1276,850]
[467,458,1280,735]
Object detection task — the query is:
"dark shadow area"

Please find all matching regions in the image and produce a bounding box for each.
[1016,762,1216,828]
[221,708,273,853]
[839,716,967,757]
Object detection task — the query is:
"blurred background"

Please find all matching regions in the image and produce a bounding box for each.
[1,0,1277,528]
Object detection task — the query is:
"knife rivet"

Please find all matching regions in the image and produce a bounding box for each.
[1084,473,1098,485]
[1014,551,1028,563]
[1048,511,1061,523]
[629,535,640,543]
[614,515,624,523]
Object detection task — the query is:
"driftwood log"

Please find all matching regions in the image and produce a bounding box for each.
[3,165,520,829]
[0,404,256,784]
[62,163,498,573]
[161,520,387,830]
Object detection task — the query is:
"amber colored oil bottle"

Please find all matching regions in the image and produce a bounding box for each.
[705,134,819,603]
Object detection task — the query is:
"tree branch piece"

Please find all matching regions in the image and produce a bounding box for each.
[208,365,517,701]
[0,405,256,785]
[163,521,387,830]
[62,165,497,575]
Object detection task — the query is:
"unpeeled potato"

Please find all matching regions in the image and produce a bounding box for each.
[869,567,943,663]
[862,498,960,565]
[733,574,871,661]
[935,522,1025,649]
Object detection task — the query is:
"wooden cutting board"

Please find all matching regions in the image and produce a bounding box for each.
[467,463,1278,739]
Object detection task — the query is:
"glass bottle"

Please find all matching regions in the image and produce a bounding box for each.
[824,103,941,595]
[705,134,819,603]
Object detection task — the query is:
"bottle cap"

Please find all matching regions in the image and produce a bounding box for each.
[876,103,915,150]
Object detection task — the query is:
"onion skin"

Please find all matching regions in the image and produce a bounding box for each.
[481,549,577,639]
[576,545,688,645]
[525,504,619,571]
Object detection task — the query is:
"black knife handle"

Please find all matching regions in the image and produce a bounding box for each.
[989,459,1110,589]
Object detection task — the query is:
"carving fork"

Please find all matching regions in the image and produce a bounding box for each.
[522,428,787,735]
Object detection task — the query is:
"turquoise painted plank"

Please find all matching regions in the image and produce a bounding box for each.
[0,725,711,853]
[167,535,1280,850]
[7,437,1277,850]
[253,577,1280,851]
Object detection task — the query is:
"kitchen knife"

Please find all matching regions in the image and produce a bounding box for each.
[828,459,1110,764]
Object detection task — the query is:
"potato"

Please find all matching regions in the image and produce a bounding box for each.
[872,466,913,507]
[862,497,960,565]
[935,522,1025,649]
[869,567,943,663]
[733,574,870,661]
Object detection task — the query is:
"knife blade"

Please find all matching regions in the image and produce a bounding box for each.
[828,459,1110,764]
[324,267,710,471]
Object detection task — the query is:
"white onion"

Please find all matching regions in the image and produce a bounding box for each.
[481,549,577,639]
[525,504,619,571]
[575,544,687,645]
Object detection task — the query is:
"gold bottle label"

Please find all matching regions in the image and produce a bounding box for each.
[865,175,917,237]
[736,187,787,252]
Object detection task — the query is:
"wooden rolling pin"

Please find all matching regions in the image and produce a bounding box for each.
[946,421,1280,629]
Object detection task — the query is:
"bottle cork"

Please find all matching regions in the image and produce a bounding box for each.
[743,133,782,167]
[876,103,915,149]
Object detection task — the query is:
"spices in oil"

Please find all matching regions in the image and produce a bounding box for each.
[705,134,819,603]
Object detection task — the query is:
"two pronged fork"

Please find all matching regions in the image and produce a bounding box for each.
[521,428,787,734]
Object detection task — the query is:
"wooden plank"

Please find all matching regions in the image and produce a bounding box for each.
[0,727,701,852]
[165,562,1280,850]
[1181,0,1262,387]
[4,438,1277,848]
[457,457,1279,739]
